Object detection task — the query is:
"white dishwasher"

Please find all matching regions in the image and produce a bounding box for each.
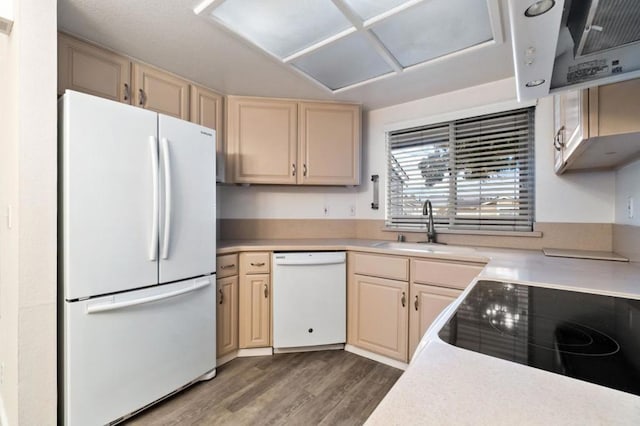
[272,252,346,350]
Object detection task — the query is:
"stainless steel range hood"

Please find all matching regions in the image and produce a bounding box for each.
[509,0,640,101]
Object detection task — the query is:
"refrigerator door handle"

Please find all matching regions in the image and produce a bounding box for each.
[149,136,159,261]
[86,278,211,314]
[160,137,172,260]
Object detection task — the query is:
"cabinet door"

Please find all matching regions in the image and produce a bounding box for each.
[553,95,564,172]
[409,283,461,357]
[348,274,408,362]
[560,89,588,160]
[132,63,189,120]
[217,276,239,358]
[239,273,271,348]
[58,33,131,103]
[191,85,225,182]
[227,97,298,184]
[299,102,361,185]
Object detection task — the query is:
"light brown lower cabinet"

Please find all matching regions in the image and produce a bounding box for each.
[409,283,462,357]
[238,273,271,348]
[348,274,408,362]
[216,275,239,358]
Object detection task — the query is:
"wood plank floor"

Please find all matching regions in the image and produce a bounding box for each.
[125,350,402,426]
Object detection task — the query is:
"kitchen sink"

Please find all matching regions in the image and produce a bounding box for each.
[371,241,477,254]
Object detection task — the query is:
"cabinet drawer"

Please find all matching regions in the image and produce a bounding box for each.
[411,259,483,290]
[240,252,270,274]
[350,252,408,281]
[216,254,238,278]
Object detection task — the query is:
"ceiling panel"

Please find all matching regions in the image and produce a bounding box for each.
[291,32,394,90]
[371,0,493,68]
[211,0,353,58]
[341,0,413,21]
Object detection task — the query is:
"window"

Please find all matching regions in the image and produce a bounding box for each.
[387,107,535,232]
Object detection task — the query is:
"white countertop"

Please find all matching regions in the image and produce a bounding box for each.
[219,239,640,424]
[367,340,640,426]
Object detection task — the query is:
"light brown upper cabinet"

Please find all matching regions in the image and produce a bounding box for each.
[191,84,225,182]
[554,78,640,173]
[299,102,361,185]
[226,96,361,185]
[553,89,587,172]
[226,96,298,184]
[132,63,190,120]
[58,33,131,103]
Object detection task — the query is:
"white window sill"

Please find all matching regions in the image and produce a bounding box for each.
[382,227,543,238]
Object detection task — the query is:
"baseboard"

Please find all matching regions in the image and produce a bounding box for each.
[236,347,273,357]
[0,395,8,426]
[273,343,344,354]
[344,344,408,371]
[216,351,238,367]
[219,345,406,371]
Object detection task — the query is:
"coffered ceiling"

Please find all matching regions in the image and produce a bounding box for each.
[58,0,516,109]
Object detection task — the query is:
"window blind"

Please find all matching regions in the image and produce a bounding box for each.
[386,107,535,231]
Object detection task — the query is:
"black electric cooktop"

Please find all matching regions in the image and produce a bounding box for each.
[438,280,640,396]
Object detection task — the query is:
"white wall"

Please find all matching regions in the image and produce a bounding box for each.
[221,77,616,223]
[218,185,357,219]
[615,159,640,226]
[0,1,19,422]
[0,0,57,424]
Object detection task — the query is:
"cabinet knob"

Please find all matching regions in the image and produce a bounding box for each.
[303,163,307,177]
[139,89,146,106]
[292,163,296,177]
[264,283,269,298]
[218,288,224,305]
[401,291,406,308]
[414,295,419,311]
[250,262,265,267]
[220,263,236,269]
[123,83,130,101]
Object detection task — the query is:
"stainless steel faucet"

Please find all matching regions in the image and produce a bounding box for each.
[423,200,436,243]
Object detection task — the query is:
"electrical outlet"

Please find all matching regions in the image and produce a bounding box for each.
[628,197,635,219]
[323,205,330,217]
[349,205,356,217]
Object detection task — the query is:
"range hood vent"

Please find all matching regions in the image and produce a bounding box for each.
[568,0,640,57]
[509,0,640,101]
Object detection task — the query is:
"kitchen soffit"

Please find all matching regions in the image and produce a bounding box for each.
[194,0,504,93]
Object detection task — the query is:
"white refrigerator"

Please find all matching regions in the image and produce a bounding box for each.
[60,91,217,426]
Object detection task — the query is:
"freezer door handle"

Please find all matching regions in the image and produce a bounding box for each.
[86,278,211,314]
[160,137,172,260]
[149,136,159,261]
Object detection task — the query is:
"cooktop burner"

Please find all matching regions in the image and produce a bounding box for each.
[439,280,640,396]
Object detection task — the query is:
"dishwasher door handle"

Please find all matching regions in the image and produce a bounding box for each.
[273,258,345,266]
